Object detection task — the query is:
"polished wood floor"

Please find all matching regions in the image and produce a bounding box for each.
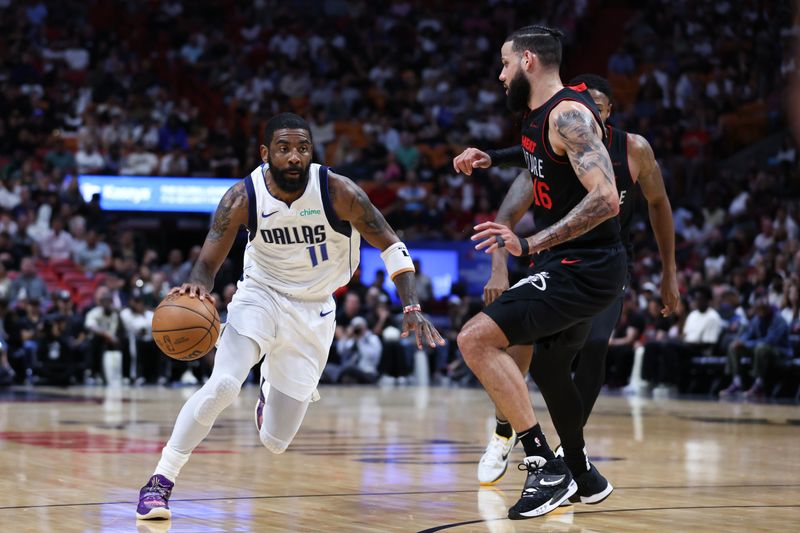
[0,384,798,532]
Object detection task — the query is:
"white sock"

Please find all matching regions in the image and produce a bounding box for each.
[733,375,742,387]
[155,445,192,482]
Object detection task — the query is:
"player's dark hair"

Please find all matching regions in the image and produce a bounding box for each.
[505,25,563,68]
[264,112,312,144]
[568,74,613,100]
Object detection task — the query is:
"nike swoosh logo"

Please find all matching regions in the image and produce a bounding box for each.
[539,475,565,486]
[320,310,334,317]
[262,210,278,218]
[561,258,582,265]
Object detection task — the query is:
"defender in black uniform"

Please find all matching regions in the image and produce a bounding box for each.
[470,75,679,506]
[454,27,625,519]
[562,74,677,425]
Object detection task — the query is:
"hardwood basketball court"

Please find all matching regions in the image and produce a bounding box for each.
[0,385,797,532]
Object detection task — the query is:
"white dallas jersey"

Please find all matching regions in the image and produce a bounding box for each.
[241,163,361,300]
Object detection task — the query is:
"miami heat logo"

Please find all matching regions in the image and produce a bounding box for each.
[510,272,550,292]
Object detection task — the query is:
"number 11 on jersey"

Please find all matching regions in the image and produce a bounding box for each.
[307,243,329,267]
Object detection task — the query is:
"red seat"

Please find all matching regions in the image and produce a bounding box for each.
[51,260,81,275]
[40,271,59,283]
[61,271,91,285]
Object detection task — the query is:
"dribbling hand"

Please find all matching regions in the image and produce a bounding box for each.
[453,147,492,175]
[170,283,216,304]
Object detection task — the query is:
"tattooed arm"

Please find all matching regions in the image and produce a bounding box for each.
[173,181,249,301]
[329,171,444,347]
[527,102,619,253]
[628,133,679,315]
[484,170,534,304]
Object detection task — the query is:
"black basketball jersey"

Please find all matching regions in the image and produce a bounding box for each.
[521,84,621,251]
[605,124,636,267]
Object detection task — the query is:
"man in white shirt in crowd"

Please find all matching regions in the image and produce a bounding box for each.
[120,142,160,176]
[84,287,121,384]
[37,217,75,262]
[120,291,163,385]
[641,286,722,392]
[323,316,383,384]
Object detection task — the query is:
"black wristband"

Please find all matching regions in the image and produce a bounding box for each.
[485,145,526,168]
[518,235,530,256]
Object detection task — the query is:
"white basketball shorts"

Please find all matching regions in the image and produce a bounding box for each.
[225,276,336,402]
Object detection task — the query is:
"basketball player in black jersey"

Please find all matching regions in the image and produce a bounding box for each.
[453,26,626,519]
[473,74,679,503]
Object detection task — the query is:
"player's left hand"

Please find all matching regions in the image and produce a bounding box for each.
[472,221,525,256]
[660,272,680,317]
[402,311,446,349]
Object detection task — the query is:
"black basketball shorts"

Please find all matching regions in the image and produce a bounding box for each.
[483,244,627,346]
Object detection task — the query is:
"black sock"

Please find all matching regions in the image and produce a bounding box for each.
[495,418,513,439]
[563,448,590,475]
[517,424,555,460]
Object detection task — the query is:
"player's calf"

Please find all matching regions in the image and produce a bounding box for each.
[254,378,288,453]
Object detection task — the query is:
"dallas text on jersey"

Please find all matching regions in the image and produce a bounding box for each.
[259,225,326,245]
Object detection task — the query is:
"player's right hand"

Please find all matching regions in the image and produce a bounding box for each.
[170,283,215,303]
[453,147,492,175]
[483,273,509,305]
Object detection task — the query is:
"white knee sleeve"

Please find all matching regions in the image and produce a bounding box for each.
[194,375,241,426]
[259,386,310,454]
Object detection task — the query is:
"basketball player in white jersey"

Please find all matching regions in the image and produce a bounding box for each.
[136,113,444,520]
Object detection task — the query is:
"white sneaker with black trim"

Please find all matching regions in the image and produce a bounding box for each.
[477,432,517,485]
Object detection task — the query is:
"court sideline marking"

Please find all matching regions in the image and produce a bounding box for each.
[2,483,799,511]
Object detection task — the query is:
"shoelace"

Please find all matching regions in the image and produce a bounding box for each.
[518,461,544,496]
[143,480,171,500]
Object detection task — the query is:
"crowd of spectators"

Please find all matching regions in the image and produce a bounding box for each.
[0,1,798,399]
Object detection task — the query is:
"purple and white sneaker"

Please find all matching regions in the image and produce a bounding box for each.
[254,377,267,431]
[136,474,174,520]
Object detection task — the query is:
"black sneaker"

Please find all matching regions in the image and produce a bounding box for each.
[507,456,577,520]
[568,462,613,505]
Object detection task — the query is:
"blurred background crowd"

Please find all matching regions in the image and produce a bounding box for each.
[1,0,798,400]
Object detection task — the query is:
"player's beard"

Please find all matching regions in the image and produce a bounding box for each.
[268,157,310,193]
[506,70,531,113]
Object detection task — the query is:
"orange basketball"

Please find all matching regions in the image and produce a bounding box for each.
[152,293,220,361]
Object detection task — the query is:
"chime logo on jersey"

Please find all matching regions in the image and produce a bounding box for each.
[260,225,326,245]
